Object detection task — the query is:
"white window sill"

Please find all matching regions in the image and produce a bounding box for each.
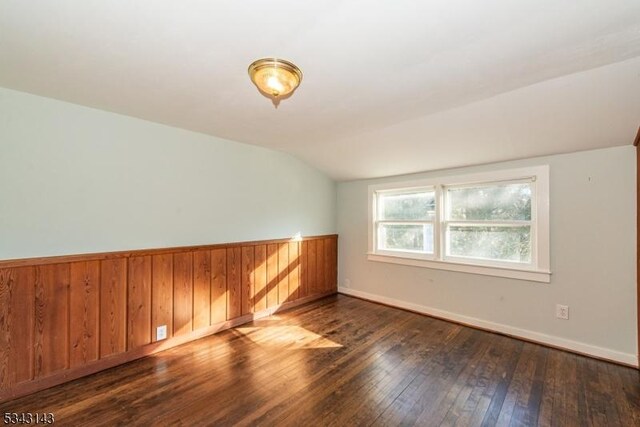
[367,253,551,283]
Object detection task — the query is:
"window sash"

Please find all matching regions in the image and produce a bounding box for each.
[375,220,435,256]
[443,178,534,223]
[443,177,534,191]
[375,187,436,222]
[442,220,531,227]
[443,223,533,266]
[376,220,434,225]
[375,186,435,196]
[441,178,535,266]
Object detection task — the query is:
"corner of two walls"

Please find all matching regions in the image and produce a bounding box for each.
[337,145,638,367]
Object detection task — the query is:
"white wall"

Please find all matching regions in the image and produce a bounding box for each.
[0,88,336,259]
[337,146,637,365]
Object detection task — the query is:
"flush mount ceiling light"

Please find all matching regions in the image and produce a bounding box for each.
[248,58,303,106]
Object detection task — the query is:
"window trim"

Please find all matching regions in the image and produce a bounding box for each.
[367,166,551,283]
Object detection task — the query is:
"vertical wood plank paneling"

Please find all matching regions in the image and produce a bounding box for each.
[308,240,317,296]
[277,243,289,305]
[316,239,325,294]
[253,245,267,313]
[0,267,35,388]
[226,248,241,320]
[288,242,300,301]
[193,250,211,330]
[69,261,100,368]
[324,238,333,293]
[151,254,173,341]
[300,241,308,299]
[329,237,338,292]
[173,252,193,336]
[637,142,640,368]
[34,264,70,378]
[211,249,227,324]
[127,256,151,350]
[100,259,127,358]
[0,235,337,399]
[266,244,278,309]
[241,246,255,316]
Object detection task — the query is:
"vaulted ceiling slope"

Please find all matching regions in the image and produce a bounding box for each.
[1,1,639,180]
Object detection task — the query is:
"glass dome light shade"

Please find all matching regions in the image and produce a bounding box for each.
[248,58,303,98]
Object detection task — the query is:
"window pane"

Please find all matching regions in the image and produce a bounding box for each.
[447,225,531,263]
[378,224,434,254]
[447,183,531,221]
[379,191,435,220]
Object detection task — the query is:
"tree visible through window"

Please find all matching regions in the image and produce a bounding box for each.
[445,182,532,263]
[376,190,435,254]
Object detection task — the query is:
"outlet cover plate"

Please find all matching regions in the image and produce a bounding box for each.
[556,304,569,320]
[157,325,168,340]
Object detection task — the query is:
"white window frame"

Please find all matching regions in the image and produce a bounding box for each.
[373,186,436,260]
[368,166,550,283]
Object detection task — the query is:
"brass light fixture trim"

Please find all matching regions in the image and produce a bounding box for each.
[248,58,303,102]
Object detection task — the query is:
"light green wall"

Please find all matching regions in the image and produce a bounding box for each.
[0,88,336,259]
[337,146,637,362]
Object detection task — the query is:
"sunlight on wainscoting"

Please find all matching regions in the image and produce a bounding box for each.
[233,326,342,349]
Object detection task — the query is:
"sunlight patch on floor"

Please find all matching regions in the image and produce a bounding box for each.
[234,325,342,349]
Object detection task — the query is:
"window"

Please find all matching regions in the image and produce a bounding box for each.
[368,166,550,282]
[375,189,435,256]
[444,181,533,265]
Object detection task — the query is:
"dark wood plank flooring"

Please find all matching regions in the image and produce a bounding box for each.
[1,295,638,426]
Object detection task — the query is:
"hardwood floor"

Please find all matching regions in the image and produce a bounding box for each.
[1,295,638,426]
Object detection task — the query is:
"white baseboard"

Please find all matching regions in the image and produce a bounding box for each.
[338,287,638,368]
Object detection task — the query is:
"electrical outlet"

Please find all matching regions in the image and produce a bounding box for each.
[556,304,569,320]
[156,325,167,340]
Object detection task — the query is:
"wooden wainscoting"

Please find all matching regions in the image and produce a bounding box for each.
[0,234,338,402]
[636,130,640,369]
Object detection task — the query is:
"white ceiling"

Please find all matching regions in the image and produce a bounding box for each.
[1,0,639,180]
